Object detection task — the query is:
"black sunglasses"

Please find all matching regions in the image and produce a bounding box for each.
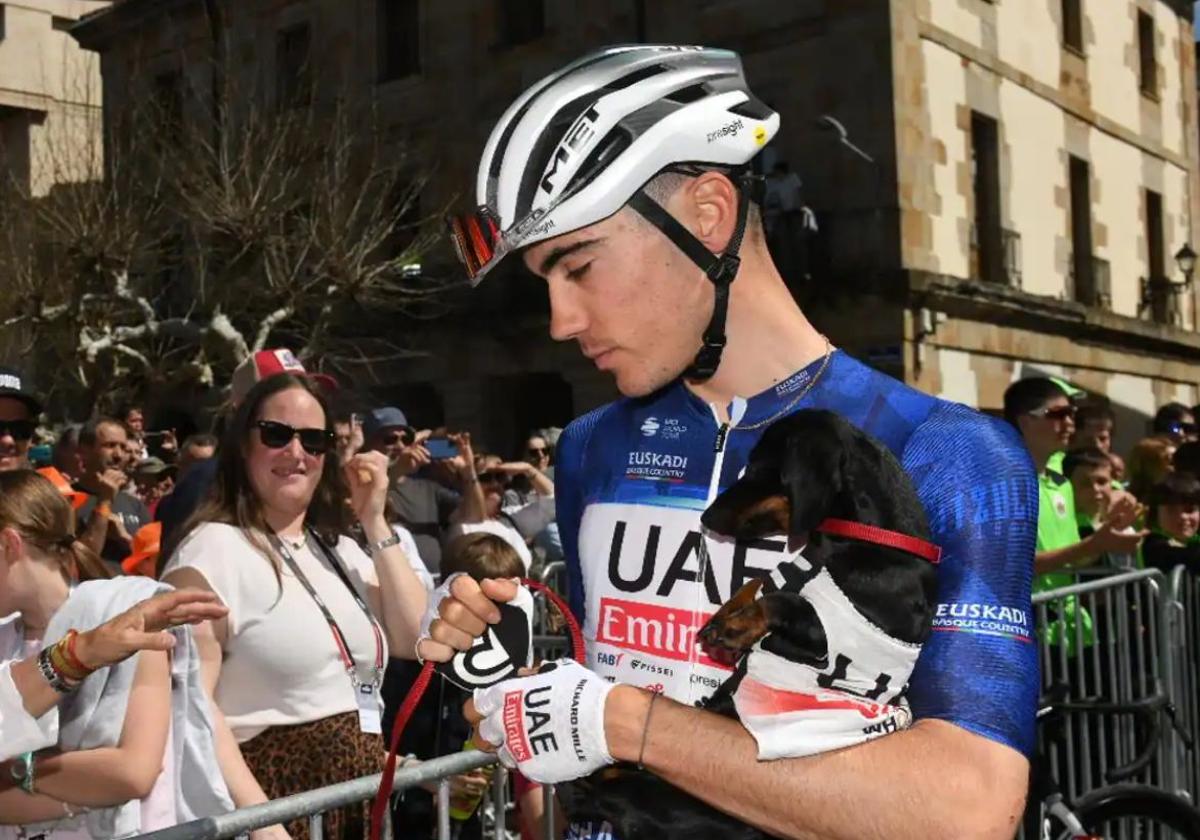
[255,420,334,456]
[1169,422,1198,436]
[0,419,34,441]
[381,428,415,447]
[1029,406,1076,422]
[478,470,508,485]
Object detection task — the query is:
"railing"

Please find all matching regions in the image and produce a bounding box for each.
[136,751,497,840]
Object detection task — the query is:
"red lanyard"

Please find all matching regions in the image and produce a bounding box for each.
[269,529,385,683]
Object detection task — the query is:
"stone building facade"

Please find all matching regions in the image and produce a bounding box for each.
[73,0,1199,456]
[0,0,107,196]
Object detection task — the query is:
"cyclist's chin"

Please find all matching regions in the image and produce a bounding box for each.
[609,360,680,399]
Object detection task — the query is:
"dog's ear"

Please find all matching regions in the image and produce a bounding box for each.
[780,429,847,539]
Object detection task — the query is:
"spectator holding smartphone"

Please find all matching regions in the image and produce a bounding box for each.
[363,407,484,578]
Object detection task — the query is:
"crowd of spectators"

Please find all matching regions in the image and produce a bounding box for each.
[0,352,560,839]
[1004,376,1200,585]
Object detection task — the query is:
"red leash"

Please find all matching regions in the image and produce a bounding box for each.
[369,578,584,840]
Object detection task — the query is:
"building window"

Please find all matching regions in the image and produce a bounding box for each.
[0,6,6,41]
[499,0,545,47]
[276,22,312,107]
[1138,10,1157,98]
[1146,189,1169,322]
[970,112,1003,285]
[1061,0,1083,53]
[152,71,183,144]
[1068,156,1095,305]
[378,0,419,82]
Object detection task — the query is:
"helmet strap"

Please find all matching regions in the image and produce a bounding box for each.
[626,174,760,381]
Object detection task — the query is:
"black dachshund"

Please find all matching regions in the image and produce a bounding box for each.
[556,410,938,839]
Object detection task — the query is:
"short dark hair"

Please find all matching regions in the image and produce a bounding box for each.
[78,417,125,448]
[1063,447,1112,479]
[1173,441,1200,479]
[1149,472,1200,509]
[441,532,525,581]
[1075,402,1115,431]
[182,433,219,451]
[1153,402,1194,435]
[1003,378,1068,426]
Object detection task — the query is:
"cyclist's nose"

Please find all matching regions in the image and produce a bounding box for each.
[547,278,588,342]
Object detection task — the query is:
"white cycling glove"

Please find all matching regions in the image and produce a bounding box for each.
[474,659,615,784]
[415,572,466,662]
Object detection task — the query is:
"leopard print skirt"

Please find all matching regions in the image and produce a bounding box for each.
[242,712,385,840]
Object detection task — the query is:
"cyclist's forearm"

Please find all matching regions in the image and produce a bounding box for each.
[607,687,1027,840]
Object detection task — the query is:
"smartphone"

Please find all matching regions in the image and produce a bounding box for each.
[425,438,460,460]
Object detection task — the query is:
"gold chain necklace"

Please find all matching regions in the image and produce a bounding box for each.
[736,335,833,432]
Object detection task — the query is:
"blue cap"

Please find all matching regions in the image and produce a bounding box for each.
[363,407,410,442]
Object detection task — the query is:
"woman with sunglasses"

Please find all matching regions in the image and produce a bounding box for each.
[161,374,428,840]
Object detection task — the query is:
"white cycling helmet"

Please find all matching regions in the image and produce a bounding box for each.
[448,45,780,379]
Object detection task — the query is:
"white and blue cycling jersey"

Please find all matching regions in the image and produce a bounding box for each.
[555,350,1038,838]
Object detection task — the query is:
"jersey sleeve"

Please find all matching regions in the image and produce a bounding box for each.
[901,403,1039,757]
[554,405,613,625]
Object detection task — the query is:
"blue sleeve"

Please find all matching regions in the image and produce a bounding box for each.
[901,404,1039,757]
[554,405,613,625]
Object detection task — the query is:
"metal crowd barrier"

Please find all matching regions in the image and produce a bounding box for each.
[136,750,497,840]
[1167,566,1200,801]
[1032,568,1174,802]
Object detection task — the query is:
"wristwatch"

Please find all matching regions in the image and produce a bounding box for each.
[10,751,35,793]
[366,533,402,557]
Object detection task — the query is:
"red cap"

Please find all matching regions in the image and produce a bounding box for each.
[230,349,339,404]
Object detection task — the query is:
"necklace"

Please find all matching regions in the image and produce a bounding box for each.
[737,334,833,432]
[280,531,307,551]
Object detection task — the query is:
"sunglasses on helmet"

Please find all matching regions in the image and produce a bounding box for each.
[447,207,504,285]
[255,420,334,457]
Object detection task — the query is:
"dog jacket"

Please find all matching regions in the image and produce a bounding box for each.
[733,552,921,759]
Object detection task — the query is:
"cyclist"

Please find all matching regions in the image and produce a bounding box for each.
[426,44,1038,839]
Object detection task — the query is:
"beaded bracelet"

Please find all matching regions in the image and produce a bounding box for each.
[48,635,89,684]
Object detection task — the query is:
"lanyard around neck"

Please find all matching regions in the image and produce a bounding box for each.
[268,528,385,681]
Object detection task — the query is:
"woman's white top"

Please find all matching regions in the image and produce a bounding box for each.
[162,522,388,743]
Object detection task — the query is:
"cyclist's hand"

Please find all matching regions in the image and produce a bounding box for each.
[415,573,520,662]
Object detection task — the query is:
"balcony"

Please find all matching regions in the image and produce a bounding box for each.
[1067,254,1112,311]
[969,224,1022,288]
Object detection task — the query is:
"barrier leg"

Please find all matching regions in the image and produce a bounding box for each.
[438,778,451,840]
[543,784,555,840]
[308,813,323,840]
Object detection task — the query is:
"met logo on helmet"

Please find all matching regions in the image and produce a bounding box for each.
[539,106,602,196]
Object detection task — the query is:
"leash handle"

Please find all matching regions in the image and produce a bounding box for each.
[369,577,584,840]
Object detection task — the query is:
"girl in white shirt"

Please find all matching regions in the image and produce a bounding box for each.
[0,470,230,837]
[162,373,428,840]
